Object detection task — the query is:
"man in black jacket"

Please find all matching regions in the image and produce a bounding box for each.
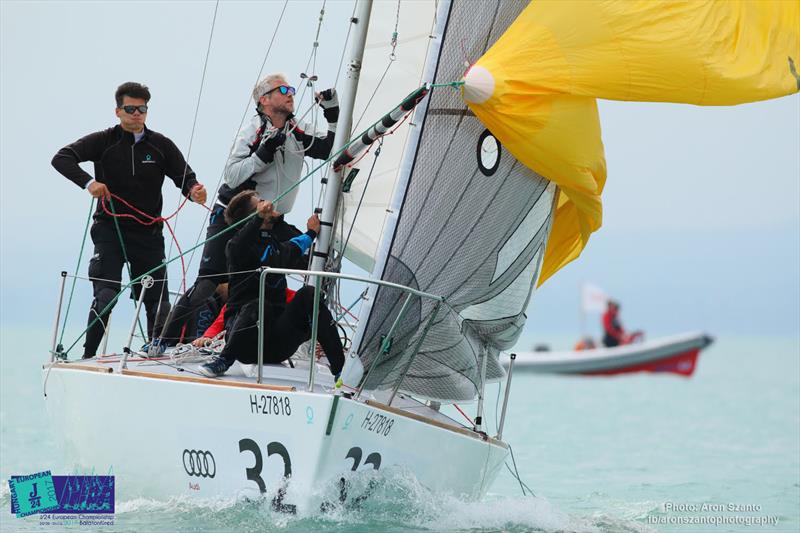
[199,190,344,379]
[51,81,207,358]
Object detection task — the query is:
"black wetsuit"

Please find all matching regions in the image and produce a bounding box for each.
[52,125,198,358]
[219,216,344,375]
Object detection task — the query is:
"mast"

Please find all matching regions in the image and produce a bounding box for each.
[311,0,373,272]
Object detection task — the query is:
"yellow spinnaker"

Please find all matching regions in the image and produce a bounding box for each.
[464,0,800,285]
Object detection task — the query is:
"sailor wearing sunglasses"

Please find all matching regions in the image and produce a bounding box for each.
[223,73,338,216]
[51,81,207,359]
[155,73,339,349]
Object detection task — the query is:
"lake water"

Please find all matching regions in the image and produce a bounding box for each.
[1,327,798,532]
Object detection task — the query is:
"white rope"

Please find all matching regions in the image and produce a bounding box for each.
[169,333,225,364]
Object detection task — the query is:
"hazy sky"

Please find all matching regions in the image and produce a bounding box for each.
[1,1,798,351]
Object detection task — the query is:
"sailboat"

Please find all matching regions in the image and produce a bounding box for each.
[40,0,798,508]
[41,0,544,506]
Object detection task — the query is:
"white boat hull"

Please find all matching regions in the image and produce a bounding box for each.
[42,364,508,509]
[504,332,713,376]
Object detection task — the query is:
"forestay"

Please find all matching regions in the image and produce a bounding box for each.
[350,0,556,402]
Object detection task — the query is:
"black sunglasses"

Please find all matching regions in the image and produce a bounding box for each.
[121,105,148,114]
[265,85,296,97]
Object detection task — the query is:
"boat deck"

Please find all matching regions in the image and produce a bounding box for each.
[45,350,470,432]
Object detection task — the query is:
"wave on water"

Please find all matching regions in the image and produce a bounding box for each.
[100,468,653,532]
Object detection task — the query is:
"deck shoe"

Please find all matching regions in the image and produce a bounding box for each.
[141,338,166,357]
[199,356,232,378]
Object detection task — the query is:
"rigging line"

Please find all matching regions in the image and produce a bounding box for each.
[352,0,402,131]
[62,85,436,356]
[507,444,536,497]
[292,0,325,146]
[158,0,220,337]
[58,197,95,346]
[297,0,326,105]
[333,290,368,323]
[453,403,474,426]
[494,380,535,497]
[337,138,382,259]
[67,274,167,285]
[108,198,148,341]
[494,380,501,433]
[162,0,220,286]
[429,80,464,88]
[183,0,289,275]
[334,1,359,87]
[503,460,533,497]
[130,353,211,378]
[352,59,394,132]
[98,195,191,291]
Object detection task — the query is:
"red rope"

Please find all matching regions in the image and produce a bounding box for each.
[99,190,208,292]
[345,110,413,169]
[453,403,475,426]
[163,218,187,292]
[337,302,359,321]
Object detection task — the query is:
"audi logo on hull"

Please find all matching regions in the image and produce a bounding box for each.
[183,449,216,478]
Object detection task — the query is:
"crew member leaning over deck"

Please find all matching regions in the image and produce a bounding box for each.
[199,190,345,379]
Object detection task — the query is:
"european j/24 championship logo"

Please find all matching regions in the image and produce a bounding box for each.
[8,471,114,518]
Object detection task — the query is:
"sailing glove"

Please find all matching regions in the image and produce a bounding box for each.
[317,88,339,124]
[255,131,286,164]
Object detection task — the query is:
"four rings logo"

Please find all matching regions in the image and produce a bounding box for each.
[182,449,216,478]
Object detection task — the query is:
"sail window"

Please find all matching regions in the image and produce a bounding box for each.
[477,129,501,176]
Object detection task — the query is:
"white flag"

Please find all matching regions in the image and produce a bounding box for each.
[581,283,608,313]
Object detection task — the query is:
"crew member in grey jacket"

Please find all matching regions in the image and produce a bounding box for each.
[156,74,338,347]
[224,72,338,214]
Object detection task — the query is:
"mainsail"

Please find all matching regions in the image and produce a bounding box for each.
[348,0,553,402]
